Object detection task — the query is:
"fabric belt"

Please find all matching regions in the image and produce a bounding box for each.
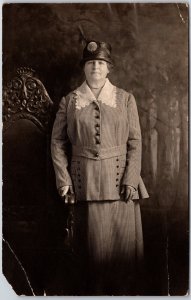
[72,144,127,160]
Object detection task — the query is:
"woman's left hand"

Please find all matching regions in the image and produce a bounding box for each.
[120,185,136,202]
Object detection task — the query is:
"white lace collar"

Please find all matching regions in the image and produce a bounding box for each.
[73,78,117,110]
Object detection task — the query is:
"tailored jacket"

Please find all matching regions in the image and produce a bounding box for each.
[51,78,149,201]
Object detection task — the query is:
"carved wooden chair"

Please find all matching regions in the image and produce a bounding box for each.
[3,67,70,295]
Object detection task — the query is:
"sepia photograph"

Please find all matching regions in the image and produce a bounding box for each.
[2,2,189,296]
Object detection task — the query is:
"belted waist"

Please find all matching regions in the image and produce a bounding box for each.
[72,144,127,160]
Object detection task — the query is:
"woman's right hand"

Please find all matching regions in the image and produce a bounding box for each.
[59,186,70,197]
[58,186,75,204]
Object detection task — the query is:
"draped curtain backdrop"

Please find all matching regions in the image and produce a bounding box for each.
[3,3,188,296]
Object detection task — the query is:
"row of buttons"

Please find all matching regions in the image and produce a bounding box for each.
[76,161,81,189]
[94,103,101,145]
[116,158,120,187]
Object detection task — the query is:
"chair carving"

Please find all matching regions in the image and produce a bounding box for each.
[3,67,53,132]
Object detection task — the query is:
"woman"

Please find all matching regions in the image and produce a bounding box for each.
[51,40,149,295]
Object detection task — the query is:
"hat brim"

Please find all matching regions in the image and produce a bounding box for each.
[80,57,114,67]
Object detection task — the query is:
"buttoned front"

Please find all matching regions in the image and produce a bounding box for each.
[51,79,149,201]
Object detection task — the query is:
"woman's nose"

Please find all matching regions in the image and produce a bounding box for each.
[92,61,99,68]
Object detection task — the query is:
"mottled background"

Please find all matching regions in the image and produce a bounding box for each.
[3,3,188,296]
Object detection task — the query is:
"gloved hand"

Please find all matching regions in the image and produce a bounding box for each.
[120,185,136,202]
[58,186,75,204]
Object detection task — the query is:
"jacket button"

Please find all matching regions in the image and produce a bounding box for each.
[116,178,119,181]
[116,165,119,168]
[96,141,100,145]
[116,184,119,187]
[117,172,119,175]
[95,115,100,119]
[116,158,119,161]
[95,106,99,111]
[95,124,100,128]
[95,153,99,158]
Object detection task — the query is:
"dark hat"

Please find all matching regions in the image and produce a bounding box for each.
[80,40,114,66]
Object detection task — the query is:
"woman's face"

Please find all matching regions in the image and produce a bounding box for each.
[84,60,109,83]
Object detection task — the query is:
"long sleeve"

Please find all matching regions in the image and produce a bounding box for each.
[51,96,72,189]
[122,93,142,189]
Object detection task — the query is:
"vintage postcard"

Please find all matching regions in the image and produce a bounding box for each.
[2,2,189,296]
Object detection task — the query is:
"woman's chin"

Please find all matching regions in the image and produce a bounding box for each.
[88,75,106,82]
[91,74,101,79]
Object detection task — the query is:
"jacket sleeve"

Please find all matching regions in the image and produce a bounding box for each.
[122,93,142,189]
[51,96,72,189]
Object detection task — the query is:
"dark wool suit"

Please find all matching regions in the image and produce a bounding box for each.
[51,79,148,294]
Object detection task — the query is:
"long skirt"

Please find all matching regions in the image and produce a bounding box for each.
[72,199,144,295]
